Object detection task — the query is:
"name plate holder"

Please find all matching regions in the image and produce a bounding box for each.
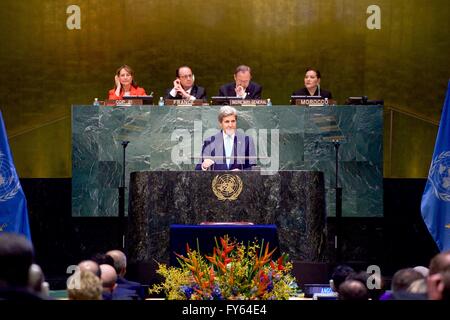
[165,99,208,106]
[229,99,268,107]
[292,97,337,107]
[103,99,145,107]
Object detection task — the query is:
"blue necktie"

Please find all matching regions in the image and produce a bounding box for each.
[225,135,233,169]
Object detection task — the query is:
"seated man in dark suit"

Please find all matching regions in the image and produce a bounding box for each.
[165,65,207,101]
[195,106,256,171]
[106,249,145,300]
[218,65,262,99]
[100,264,139,300]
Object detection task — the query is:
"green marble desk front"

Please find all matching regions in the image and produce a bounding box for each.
[72,105,383,217]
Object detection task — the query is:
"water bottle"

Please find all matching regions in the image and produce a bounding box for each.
[93,98,100,106]
[266,98,272,106]
[158,97,164,107]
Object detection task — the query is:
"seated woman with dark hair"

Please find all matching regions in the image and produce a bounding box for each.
[108,65,147,100]
[292,68,333,98]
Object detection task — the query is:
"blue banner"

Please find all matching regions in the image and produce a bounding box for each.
[0,110,31,241]
[421,80,450,251]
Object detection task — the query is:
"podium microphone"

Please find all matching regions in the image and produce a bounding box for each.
[318,83,321,97]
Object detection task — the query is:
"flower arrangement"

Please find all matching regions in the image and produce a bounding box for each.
[149,236,299,300]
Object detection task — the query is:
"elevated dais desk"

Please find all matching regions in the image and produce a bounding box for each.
[169,224,280,266]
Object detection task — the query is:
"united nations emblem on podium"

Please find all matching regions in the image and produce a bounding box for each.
[212,174,243,201]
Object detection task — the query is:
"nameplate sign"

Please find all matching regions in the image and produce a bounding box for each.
[104,99,143,106]
[165,99,207,106]
[229,99,268,106]
[294,98,336,106]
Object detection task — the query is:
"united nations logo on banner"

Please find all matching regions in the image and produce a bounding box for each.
[428,151,450,202]
[0,151,20,202]
[212,174,243,201]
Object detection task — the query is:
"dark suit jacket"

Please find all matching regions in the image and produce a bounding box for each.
[218,82,262,99]
[102,287,139,300]
[165,85,207,100]
[195,130,256,171]
[292,87,333,99]
[117,276,145,300]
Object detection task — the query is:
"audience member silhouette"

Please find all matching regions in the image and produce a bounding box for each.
[100,264,117,300]
[427,250,450,300]
[67,270,102,300]
[346,270,385,300]
[0,232,47,300]
[381,268,427,300]
[99,263,138,300]
[91,253,115,267]
[391,268,424,292]
[338,280,369,300]
[330,265,355,293]
[28,263,49,296]
[107,249,144,299]
[78,260,101,278]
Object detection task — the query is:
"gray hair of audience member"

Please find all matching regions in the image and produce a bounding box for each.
[407,278,428,294]
[106,250,127,277]
[391,268,424,292]
[100,264,117,292]
[413,266,429,277]
[218,105,238,123]
[78,260,101,278]
[338,280,369,300]
[0,232,34,288]
[28,263,49,295]
[234,65,251,75]
[67,270,102,300]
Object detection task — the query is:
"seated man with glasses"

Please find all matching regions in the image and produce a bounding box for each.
[165,65,207,101]
[218,65,262,99]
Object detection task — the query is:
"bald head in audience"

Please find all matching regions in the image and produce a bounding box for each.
[106,250,127,277]
[78,260,101,278]
[100,264,117,293]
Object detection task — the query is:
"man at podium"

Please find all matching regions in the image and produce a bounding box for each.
[196,106,256,171]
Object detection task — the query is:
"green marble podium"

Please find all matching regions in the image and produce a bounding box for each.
[72,105,383,218]
[126,170,327,264]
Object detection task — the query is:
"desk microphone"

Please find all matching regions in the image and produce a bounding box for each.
[318,83,321,97]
